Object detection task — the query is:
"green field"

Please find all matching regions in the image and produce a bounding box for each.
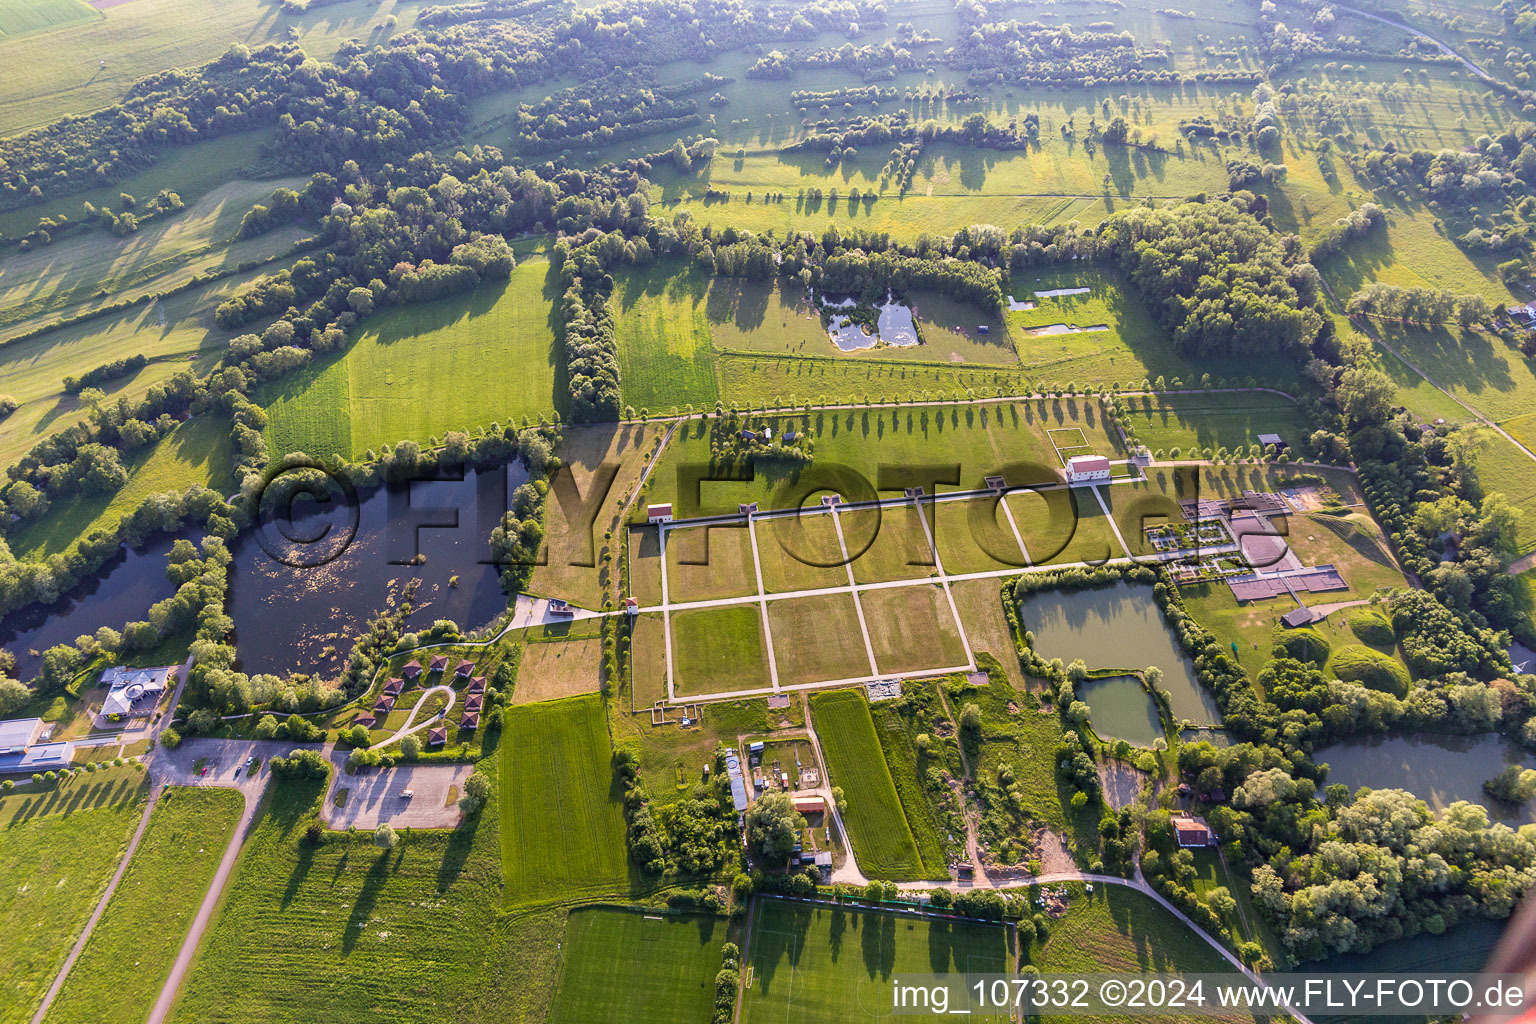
[0,768,148,1023]
[169,760,564,1023]
[861,584,970,676]
[671,604,772,695]
[1123,392,1311,455]
[0,0,98,38]
[767,593,872,685]
[663,522,758,603]
[808,689,944,880]
[262,256,559,460]
[741,898,1010,1024]
[646,399,1124,517]
[547,907,727,1024]
[46,787,243,1024]
[499,695,632,906]
[716,352,1030,409]
[0,0,423,135]
[612,260,722,413]
[10,412,233,558]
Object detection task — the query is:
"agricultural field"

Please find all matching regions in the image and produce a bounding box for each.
[861,584,970,676]
[0,768,148,1024]
[261,256,559,460]
[0,0,99,40]
[547,907,729,1024]
[808,688,946,880]
[168,765,545,1023]
[716,352,1030,409]
[741,898,1010,1024]
[754,513,853,594]
[46,787,243,1024]
[510,637,604,706]
[663,521,759,603]
[499,695,632,906]
[766,594,872,685]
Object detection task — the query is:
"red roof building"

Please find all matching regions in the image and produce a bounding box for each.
[455,659,474,677]
[427,726,447,747]
[466,676,486,696]
[382,677,404,696]
[1173,814,1213,848]
[459,711,480,730]
[373,695,396,714]
[464,695,483,713]
[401,660,423,679]
[429,655,449,672]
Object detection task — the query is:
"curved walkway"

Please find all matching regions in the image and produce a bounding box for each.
[369,684,456,750]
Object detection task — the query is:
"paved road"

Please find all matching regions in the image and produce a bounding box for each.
[1335,4,1494,81]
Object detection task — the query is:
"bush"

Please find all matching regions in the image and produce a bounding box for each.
[160,727,182,749]
[1348,608,1396,647]
[1272,626,1330,664]
[1332,644,1411,697]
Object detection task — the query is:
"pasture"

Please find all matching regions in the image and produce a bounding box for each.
[663,522,759,603]
[547,907,728,1024]
[612,261,722,413]
[0,0,97,38]
[0,768,148,1023]
[500,695,632,906]
[47,787,243,1024]
[716,352,1029,410]
[261,256,559,460]
[808,689,943,880]
[741,898,1009,1023]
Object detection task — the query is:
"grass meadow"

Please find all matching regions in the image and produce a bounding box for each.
[499,695,632,907]
[741,898,1010,1024]
[808,689,943,880]
[46,787,243,1024]
[510,637,604,706]
[0,768,148,1023]
[169,757,563,1024]
[860,584,969,676]
[262,256,559,460]
[766,593,872,685]
[716,352,1031,409]
[612,261,722,413]
[1122,392,1310,455]
[671,605,772,695]
[547,907,728,1024]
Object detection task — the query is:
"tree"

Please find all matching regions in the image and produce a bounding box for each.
[160,727,182,749]
[1484,765,1536,803]
[745,792,805,859]
[460,769,491,814]
[831,785,847,813]
[1336,366,1395,425]
[0,678,29,716]
[347,724,372,748]
[400,734,421,760]
[960,703,982,733]
[1204,886,1237,917]
[254,714,279,740]
[374,824,398,849]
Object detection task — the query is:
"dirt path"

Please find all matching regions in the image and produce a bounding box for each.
[1334,4,1494,81]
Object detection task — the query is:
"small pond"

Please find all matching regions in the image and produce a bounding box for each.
[1079,674,1163,747]
[0,534,184,682]
[1017,580,1221,725]
[1315,732,1536,825]
[1028,323,1109,336]
[822,292,919,350]
[227,463,525,677]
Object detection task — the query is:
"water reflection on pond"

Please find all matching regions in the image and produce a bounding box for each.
[1316,732,1536,825]
[0,535,183,682]
[1079,675,1163,746]
[228,463,526,677]
[1016,581,1221,725]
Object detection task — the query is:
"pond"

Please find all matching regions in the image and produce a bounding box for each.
[1078,674,1163,746]
[1027,323,1109,336]
[227,463,525,678]
[1315,732,1536,826]
[0,534,184,682]
[822,292,919,350]
[1017,580,1221,725]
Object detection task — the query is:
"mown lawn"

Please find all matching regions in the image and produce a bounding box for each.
[741,898,1010,1024]
[671,605,772,695]
[547,907,728,1024]
[0,768,148,1023]
[261,256,559,460]
[766,593,872,685]
[499,695,632,907]
[861,584,969,677]
[808,689,940,880]
[47,787,243,1024]
[1122,391,1310,456]
[716,351,1031,409]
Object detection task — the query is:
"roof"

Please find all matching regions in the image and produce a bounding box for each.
[401,660,423,677]
[467,677,486,694]
[459,711,480,729]
[724,751,749,812]
[455,659,474,674]
[352,713,377,728]
[1066,454,1111,471]
[427,727,448,746]
[647,503,673,517]
[0,719,41,754]
[373,696,396,713]
[382,677,405,695]
[1257,433,1285,446]
[429,655,449,670]
[0,741,72,773]
[464,695,483,712]
[1281,606,1315,628]
[792,794,825,814]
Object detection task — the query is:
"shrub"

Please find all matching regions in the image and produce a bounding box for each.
[1332,644,1411,697]
[160,727,182,749]
[1348,608,1396,647]
[1271,626,1330,664]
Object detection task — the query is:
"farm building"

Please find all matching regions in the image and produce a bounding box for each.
[792,794,825,816]
[1065,454,1111,483]
[1172,813,1213,848]
[99,664,174,719]
[647,503,674,523]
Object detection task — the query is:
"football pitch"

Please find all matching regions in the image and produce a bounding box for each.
[741,899,1011,1024]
